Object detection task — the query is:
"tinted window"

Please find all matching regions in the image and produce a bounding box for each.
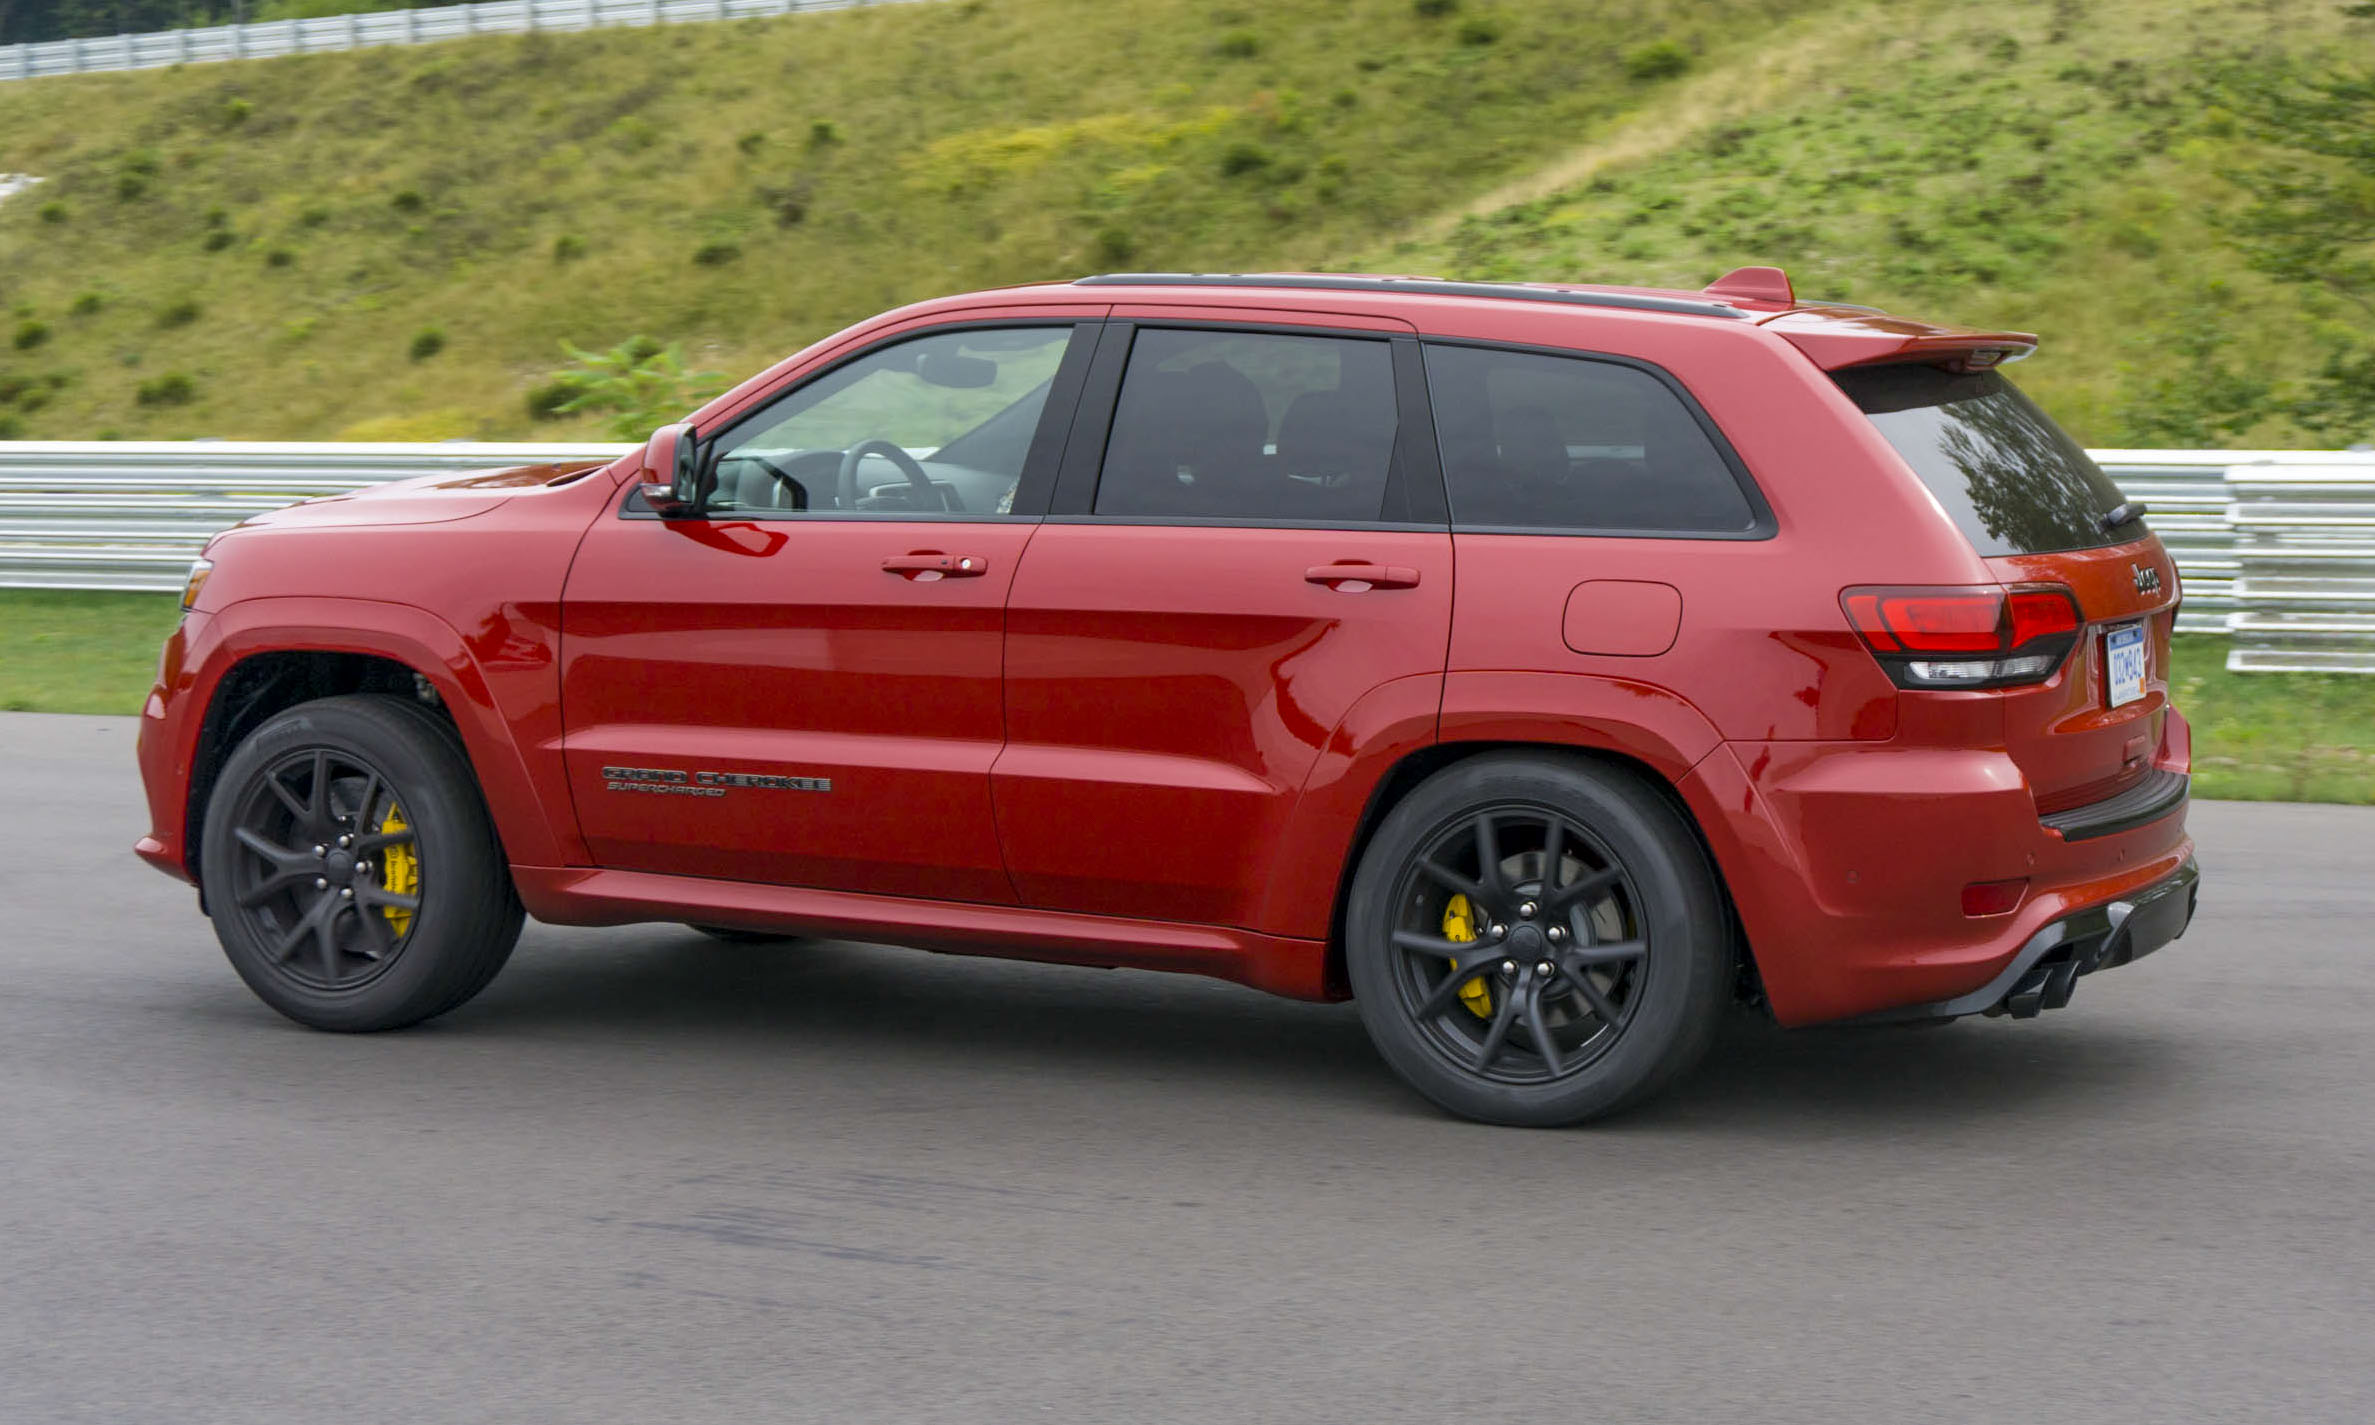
[1831,364,2141,556]
[1423,344,1756,534]
[1093,329,1398,523]
[707,326,1071,517]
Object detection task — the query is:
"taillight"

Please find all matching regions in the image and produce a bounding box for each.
[1841,584,2081,689]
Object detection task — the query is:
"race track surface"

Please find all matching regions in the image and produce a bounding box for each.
[4,713,2370,1422]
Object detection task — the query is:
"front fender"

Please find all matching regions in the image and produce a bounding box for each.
[140,595,581,881]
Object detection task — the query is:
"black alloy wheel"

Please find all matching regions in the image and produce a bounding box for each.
[1345,754,1731,1126]
[201,694,523,1032]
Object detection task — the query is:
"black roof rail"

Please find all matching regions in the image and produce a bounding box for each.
[1072,272,1751,320]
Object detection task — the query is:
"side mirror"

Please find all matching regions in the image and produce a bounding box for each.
[635,422,705,518]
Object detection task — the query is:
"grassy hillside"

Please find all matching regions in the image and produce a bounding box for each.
[0,0,2363,445]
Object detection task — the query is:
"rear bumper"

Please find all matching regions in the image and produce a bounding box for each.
[1847,857,2198,1023]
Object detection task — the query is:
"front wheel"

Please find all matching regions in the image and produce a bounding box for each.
[200,694,523,1032]
[1344,754,1731,1126]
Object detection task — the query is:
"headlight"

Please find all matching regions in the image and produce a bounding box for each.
[180,557,213,612]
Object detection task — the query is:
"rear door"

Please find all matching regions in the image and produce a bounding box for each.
[993,315,1453,929]
[1831,364,2182,811]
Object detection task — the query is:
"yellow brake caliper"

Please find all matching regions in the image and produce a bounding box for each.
[1442,893,1492,1019]
[378,803,418,937]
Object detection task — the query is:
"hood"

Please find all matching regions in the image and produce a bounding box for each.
[234,460,612,532]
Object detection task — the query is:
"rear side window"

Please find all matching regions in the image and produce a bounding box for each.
[1422,343,1758,534]
[1831,364,2142,556]
[1093,328,1399,523]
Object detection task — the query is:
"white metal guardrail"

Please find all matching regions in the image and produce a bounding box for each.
[0,441,2370,672]
[0,0,928,82]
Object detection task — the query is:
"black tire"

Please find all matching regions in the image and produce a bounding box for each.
[686,924,800,945]
[1344,753,1730,1127]
[199,693,524,1032]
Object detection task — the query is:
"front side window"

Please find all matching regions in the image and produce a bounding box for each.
[1423,343,1758,534]
[1092,328,1400,523]
[706,326,1072,517]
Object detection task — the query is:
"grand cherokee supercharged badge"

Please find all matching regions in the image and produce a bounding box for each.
[602,766,832,796]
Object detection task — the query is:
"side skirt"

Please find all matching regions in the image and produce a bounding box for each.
[510,865,1336,1001]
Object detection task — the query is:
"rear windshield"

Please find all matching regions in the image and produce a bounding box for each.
[1831,364,2143,556]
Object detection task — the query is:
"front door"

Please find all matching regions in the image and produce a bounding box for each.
[559,321,1094,902]
[994,318,1453,930]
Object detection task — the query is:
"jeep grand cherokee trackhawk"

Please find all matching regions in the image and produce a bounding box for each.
[135,268,2200,1126]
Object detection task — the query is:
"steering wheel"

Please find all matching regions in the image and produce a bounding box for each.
[837,439,940,512]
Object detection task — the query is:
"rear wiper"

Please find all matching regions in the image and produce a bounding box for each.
[2098,500,2148,531]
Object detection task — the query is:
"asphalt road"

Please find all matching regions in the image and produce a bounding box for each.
[3,712,2371,1423]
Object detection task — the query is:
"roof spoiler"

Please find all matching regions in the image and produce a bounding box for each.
[1760,308,2039,372]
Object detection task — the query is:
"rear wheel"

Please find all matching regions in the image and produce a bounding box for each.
[1345,754,1730,1126]
[200,694,523,1031]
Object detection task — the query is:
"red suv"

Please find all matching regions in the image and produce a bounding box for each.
[135,268,2198,1125]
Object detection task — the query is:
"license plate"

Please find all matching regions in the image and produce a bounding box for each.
[2106,622,2146,708]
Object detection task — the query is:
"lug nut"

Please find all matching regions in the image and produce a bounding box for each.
[1546,925,1566,942]
[312,845,326,858]
[314,877,328,889]
[357,861,371,874]
[1487,924,1506,939]
[1500,960,1515,974]
[1518,901,1537,919]
[337,835,352,848]
[340,887,353,899]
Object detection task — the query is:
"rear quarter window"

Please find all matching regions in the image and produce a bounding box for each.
[1421,343,1761,535]
[1831,364,2143,556]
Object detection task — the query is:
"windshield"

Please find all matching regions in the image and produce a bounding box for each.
[1831,364,2143,556]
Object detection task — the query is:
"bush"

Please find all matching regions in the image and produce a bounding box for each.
[69,292,102,316]
[202,229,236,252]
[222,96,252,126]
[1412,0,1457,15]
[390,189,426,213]
[525,378,583,421]
[552,233,587,262]
[409,327,446,361]
[736,130,767,155]
[542,337,727,440]
[37,201,66,224]
[12,320,49,352]
[136,371,196,406]
[0,414,20,439]
[1456,14,1503,44]
[297,205,331,227]
[1216,29,1261,58]
[808,118,841,147]
[1624,40,1691,80]
[157,300,202,329]
[1220,141,1273,177]
[691,240,741,267]
[1094,225,1137,264]
[265,248,296,268]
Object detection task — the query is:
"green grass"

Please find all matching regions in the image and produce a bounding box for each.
[2172,635,2375,805]
[0,0,2363,445]
[2,596,2366,805]
[0,590,181,713]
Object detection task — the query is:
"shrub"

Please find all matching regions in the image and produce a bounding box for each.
[297,205,331,227]
[203,204,229,228]
[12,320,49,351]
[136,371,196,406]
[736,130,767,155]
[0,414,20,439]
[157,300,202,329]
[758,179,811,227]
[1216,29,1261,58]
[202,229,236,252]
[1094,225,1137,264]
[1456,14,1503,44]
[13,384,49,414]
[0,375,26,403]
[390,189,426,213]
[409,327,446,361]
[37,201,66,224]
[222,96,252,126]
[115,149,161,200]
[808,118,840,147]
[607,115,657,152]
[1624,40,1690,80]
[1412,0,1457,15]
[552,233,588,262]
[691,240,741,267]
[264,248,296,268]
[69,292,102,316]
[1220,141,1273,177]
[543,337,727,440]
[525,378,583,421]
